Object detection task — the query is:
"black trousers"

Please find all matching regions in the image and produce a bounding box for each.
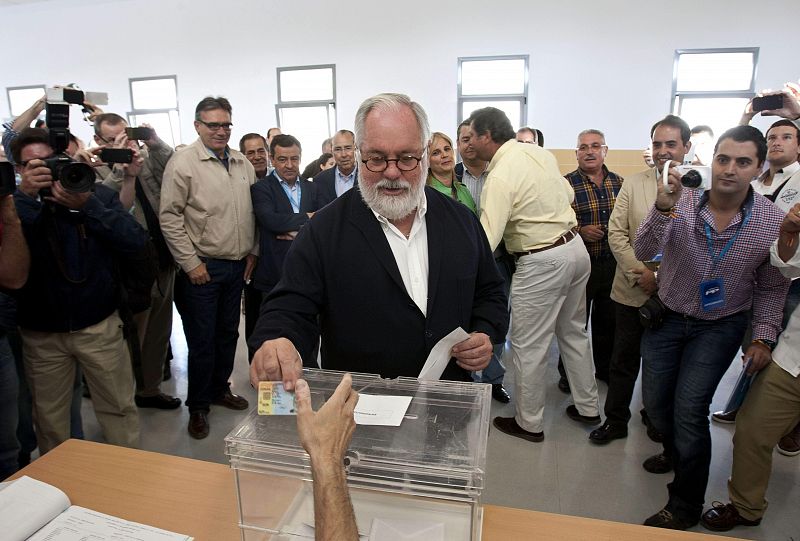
[603,302,644,426]
[586,256,616,380]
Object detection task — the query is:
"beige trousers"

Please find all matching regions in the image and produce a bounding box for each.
[510,236,600,433]
[729,361,800,520]
[21,311,140,454]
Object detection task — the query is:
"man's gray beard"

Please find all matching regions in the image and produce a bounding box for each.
[358,170,425,221]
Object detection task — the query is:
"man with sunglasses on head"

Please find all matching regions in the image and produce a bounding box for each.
[248,93,507,391]
[160,96,258,440]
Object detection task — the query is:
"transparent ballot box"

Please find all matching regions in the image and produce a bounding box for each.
[225,368,491,540]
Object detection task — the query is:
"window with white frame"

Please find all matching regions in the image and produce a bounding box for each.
[672,48,758,141]
[127,76,181,147]
[458,56,528,130]
[276,65,336,159]
[6,85,46,119]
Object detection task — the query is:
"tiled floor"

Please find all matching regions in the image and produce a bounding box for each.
[75,309,799,540]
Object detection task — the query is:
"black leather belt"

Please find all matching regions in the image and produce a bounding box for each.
[514,229,578,258]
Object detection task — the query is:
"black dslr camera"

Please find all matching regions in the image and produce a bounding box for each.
[42,87,98,195]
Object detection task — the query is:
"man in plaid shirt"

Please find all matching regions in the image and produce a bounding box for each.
[565,129,623,383]
[634,125,790,530]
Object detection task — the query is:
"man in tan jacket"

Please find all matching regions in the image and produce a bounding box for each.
[589,115,691,450]
[160,96,257,439]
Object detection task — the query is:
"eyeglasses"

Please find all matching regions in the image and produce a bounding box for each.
[197,120,233,131]
[577,143,607,153]
[361,152,425,173]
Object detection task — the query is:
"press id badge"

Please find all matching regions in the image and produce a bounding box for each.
[700,278,725,311]
[257,381,296,415]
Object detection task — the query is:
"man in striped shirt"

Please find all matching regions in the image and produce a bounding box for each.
[634,125,790,530]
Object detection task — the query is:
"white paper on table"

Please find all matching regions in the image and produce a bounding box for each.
[368,517,445,540]
[354,394,413,426]
[0,475,71,541]
[27,505,193,541]
[417,327,470,381]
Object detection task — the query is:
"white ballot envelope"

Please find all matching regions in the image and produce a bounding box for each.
[418,327,470,381]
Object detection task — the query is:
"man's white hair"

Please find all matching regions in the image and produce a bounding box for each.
[353,93,430,151]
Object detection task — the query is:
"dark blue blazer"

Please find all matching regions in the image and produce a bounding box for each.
[249,186,509,381]
[312,166,358,208]
[250,173,320,292]
[13,185,148,332]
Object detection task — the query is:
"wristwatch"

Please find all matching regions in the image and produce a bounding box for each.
[752,339,776,351]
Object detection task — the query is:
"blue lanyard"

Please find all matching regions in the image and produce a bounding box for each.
[703,210,750,274]
[280,182,302,213]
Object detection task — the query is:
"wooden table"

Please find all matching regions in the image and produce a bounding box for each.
[11,439,737,541]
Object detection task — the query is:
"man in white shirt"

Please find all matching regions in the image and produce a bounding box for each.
[701,203,800,532]
[751,120,800,207]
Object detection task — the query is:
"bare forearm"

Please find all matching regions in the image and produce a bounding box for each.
[0,220,30,289]
[311,460,358,541]
[12,99,45,132]
[778,231,798,263]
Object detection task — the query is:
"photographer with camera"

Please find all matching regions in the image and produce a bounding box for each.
[633,125,790,530]
[10,127,147,455]
[91,113,180,411]
[2,90,102,165]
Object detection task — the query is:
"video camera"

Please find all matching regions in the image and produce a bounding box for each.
[43,86,109,194]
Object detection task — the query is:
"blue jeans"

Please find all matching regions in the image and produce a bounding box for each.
[174,258,245,412]
[641,309,748,521]
[0,335,20,479]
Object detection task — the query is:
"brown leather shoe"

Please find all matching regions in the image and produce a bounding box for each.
[701,502,761,532]
[188,411,209,439]
[777,421,800,456]
[212,390,249,410]
[493,416,544,442]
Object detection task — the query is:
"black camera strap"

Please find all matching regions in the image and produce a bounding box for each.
[44,206,88,284]
[134,179,173,273]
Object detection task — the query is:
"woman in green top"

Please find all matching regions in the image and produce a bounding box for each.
[426,132,477,214]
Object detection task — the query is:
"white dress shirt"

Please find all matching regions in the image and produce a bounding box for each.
[372,196,429,316]
[770,238,800,376]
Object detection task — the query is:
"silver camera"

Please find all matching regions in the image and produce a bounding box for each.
[675,165,711,190]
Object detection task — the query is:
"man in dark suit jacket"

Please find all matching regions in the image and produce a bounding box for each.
[248,134,320,357]
[313,130,358,208]
[249,93,508,388]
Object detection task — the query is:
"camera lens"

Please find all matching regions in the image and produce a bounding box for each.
[57,162,95,193]
[680,170,703,189]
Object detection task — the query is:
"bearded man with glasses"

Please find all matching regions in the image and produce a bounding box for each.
[248,93,507,389]
[160,96,258,439]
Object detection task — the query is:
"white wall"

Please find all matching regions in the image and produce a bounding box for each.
[1,0,797,151]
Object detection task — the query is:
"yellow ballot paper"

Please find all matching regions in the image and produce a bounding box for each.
[257,381,296,415]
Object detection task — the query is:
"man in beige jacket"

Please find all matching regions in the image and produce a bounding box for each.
[589,115,691,450]
[160,96,257,439]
